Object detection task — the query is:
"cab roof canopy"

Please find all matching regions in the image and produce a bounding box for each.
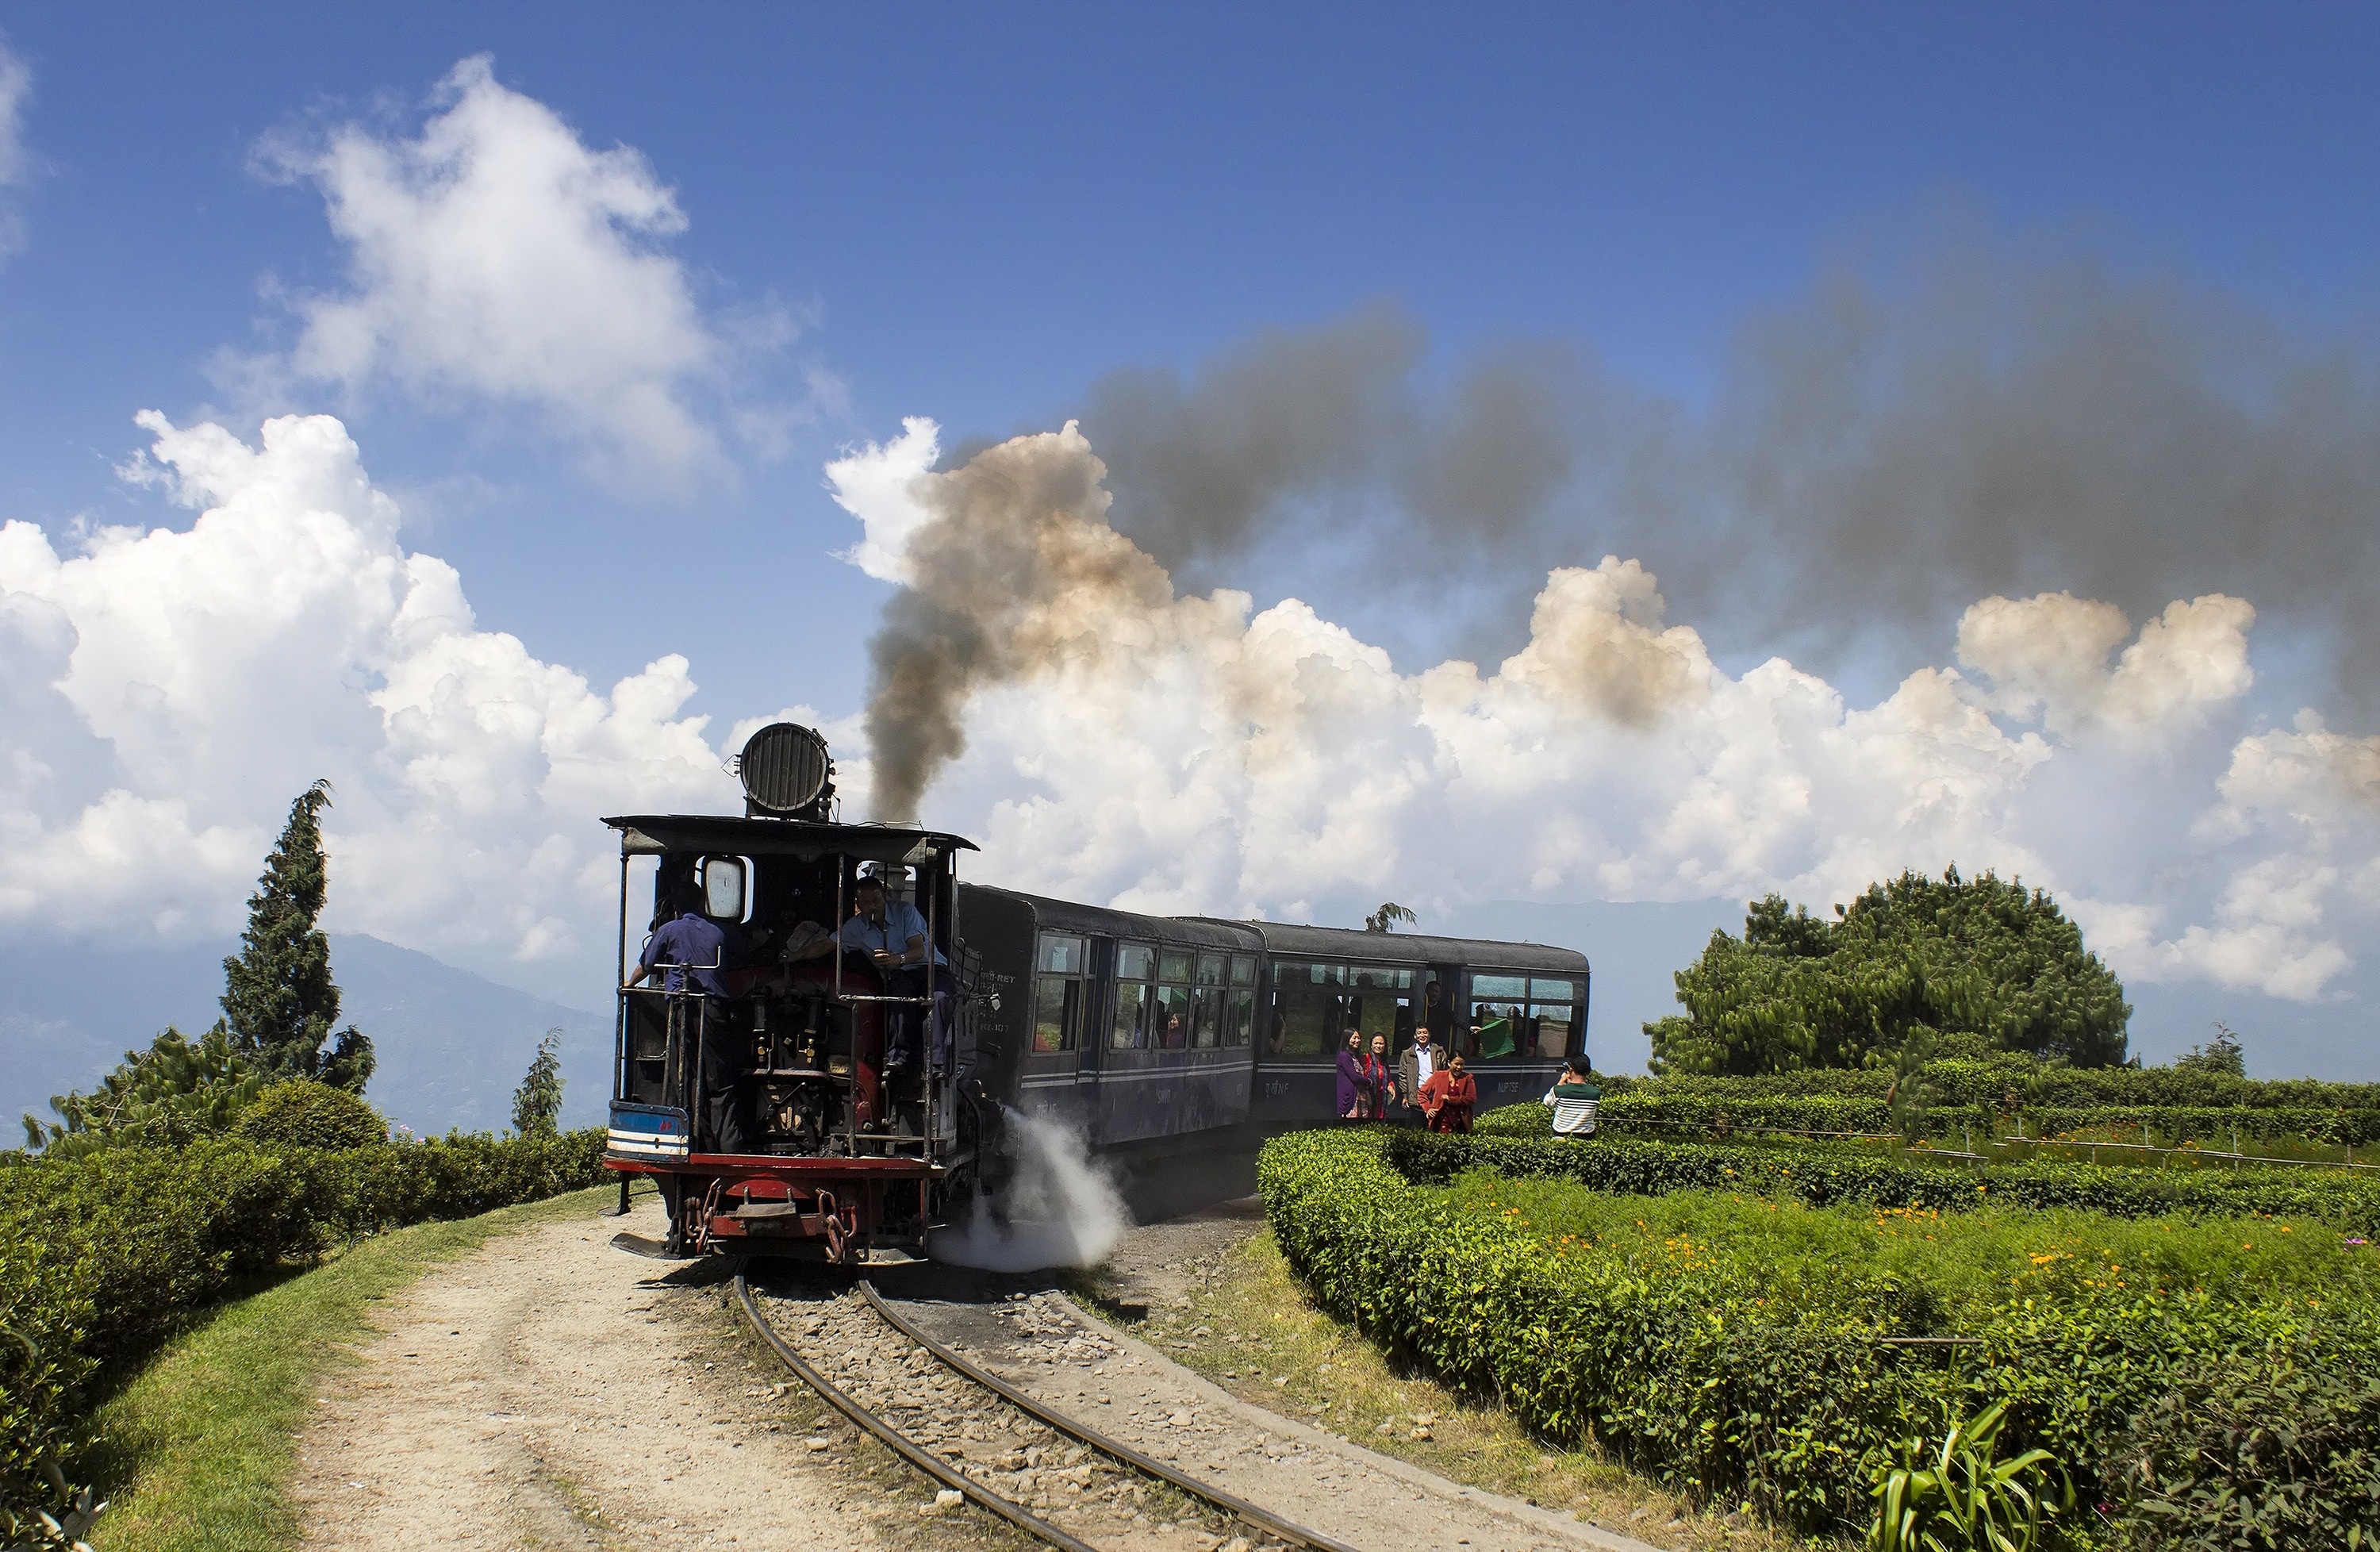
[605,814,978,865]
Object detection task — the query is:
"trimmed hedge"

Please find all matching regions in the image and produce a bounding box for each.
[1622,1059,2380,1112]
[0,1129,605,1526]
[233,1078,390,1151]
[1394,1128,2380,1237]
[1592,1089,2380,1148]
[1259,1126,2380,1546]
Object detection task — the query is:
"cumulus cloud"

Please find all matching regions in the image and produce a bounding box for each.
[831,417,2378,1007]
[255,55,793,484]
[0,412,738,986]
[1956,590,2255,732]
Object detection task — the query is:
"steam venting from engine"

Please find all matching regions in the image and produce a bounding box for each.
[927,1106,1132,1272]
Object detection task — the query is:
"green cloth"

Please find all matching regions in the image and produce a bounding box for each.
[1551,1081,1601,1101]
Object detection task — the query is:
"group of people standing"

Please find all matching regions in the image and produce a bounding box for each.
[1336,1024,1476,1131]
[1334,1023,1605,1139]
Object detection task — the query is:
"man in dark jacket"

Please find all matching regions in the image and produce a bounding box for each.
[1397,1025,1442,1127]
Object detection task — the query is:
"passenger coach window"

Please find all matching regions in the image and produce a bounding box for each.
[1192,953,1226,1048]
[1351,964,1414,1052]
[1529,976,1580,1058]
[1112,942,1155,1049]
[1464,972,1576,1058]
[1467,973,1529,1059]
[1034,932,1089,1053]
[1228,955,1256,1047]
[1156,947,1195,1050]
[1271,960,1342,1055]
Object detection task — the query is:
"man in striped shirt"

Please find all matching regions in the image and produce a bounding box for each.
[1542,1061,1601,1137]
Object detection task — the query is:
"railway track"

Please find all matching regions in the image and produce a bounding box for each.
[733,1271,1362,1552]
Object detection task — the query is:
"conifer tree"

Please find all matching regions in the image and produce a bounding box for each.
[221,779,375,1092]
[512,1028,565,1136]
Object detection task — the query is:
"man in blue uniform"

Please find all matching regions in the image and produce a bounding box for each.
[624,887,748,1153]
[823,874,950,1078]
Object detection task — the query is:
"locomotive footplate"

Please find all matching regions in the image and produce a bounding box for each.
[607,1152,942,1262]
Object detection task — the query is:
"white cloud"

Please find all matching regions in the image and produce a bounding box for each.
[1956,590,2255,733]
[257,55,789,485]
[826,416,943,583]
[827,420,2377,1008]
[0,412,738,988]
[1,405,2368,1026]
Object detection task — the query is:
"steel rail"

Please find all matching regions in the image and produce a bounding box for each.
[858,1280,1363,1552]
[732,1273,1099,1552]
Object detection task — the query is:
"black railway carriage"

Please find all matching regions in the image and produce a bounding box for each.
[965,889,1591,1158]
[602,724,1591,1262]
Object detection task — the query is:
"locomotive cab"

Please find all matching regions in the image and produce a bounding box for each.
[603,724,980,1262]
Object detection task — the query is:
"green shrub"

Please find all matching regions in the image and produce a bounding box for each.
[0,1128,606,1529]
[1386,1130,2380,1236]
[234,1080,388,1151]
[1869,1401,2072,1552]
[1649,869,2131,1074]
[1259,1126,2380,1545]
[1590,1087,2380,1150]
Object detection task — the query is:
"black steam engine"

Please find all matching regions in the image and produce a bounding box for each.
[605,724,1592,1263]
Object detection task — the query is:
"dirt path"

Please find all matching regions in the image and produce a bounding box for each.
[290,1197,1019,1551]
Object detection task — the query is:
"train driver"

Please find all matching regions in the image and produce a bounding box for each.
[623,885,750,1154]
[794,874,950,1078]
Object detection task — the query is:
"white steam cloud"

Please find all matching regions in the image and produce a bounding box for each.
[928,1107,1133,1272]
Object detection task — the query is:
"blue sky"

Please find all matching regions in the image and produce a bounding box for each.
[2,6,2377,1079]
[7,4,2378,710]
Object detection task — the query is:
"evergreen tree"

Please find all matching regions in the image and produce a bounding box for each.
[22,1024,266,1158]
[512,1028,565,1136]
[221,779,374,1093]
[1645,866,2130,1075]
[2175,1021,2248,1076]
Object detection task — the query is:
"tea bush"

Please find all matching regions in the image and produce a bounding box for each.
[0,1128,605,1527]
[1422,1128,2380,1235]
[1258,1126,2380,1546]
[234,1078,389,1151]
[1591,1088,2380,1148]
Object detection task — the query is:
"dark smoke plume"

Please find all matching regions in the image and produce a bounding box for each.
[864,424,1169,820]
[866,249,2380,815]
[1074,262,2380,698]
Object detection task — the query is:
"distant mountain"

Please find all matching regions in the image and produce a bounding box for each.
[2,935,611,1138]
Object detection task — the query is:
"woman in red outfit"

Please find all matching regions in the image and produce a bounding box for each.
[1365,1033,1396,1121]
[1420,1051,1478,1133]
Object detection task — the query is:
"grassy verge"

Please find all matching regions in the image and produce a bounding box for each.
[85,1185,614,1552]
[1093,1227,1817,1551]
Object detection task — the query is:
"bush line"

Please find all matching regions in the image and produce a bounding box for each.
[1413,1124,2380,1235]
[0,1128,607,1525]
[1258,1125,2380,1546]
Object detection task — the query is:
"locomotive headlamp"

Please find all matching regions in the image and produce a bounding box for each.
[735,722,835,819]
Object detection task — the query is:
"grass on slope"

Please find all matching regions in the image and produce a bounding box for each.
[86,1185,616,1552]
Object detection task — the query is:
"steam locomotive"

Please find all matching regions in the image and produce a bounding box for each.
[604,724,1591,1262]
